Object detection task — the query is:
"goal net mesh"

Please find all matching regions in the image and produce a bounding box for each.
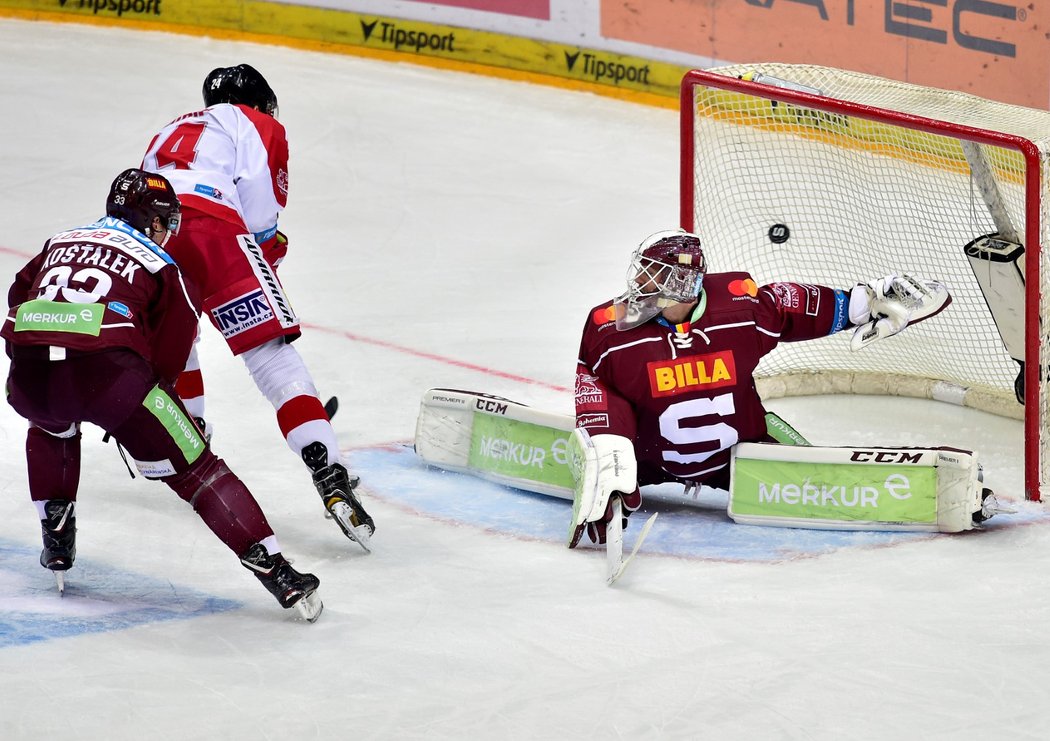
[683,64,1050,499]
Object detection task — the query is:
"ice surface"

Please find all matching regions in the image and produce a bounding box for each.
[1,19,1047,741]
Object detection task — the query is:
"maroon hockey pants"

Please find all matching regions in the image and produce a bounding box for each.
[6,347,274,556]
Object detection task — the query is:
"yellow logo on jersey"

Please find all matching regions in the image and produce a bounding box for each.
[647,350,736,397]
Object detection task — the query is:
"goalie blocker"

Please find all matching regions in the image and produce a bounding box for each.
[729,443,992,533]
[964,233,1026,404]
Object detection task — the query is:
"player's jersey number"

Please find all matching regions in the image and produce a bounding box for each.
[38,265,113,304]
[152,122,206,170]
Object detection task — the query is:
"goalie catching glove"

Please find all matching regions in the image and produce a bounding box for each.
[567,429,642,548]
[848,274,951,351]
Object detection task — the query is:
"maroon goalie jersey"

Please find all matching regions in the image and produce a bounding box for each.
[2,217,199,383]
[575,272,852,489]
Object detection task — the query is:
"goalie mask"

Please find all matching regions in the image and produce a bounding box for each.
[613,230,706,330]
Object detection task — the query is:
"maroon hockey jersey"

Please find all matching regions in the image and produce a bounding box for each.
[2,217,199,382]
[575,271,852,489]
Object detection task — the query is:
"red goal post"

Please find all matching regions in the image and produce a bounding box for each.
[679,65,1049,501]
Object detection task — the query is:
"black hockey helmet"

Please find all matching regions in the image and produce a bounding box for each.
[106,169,181,240]
[202,64,278,117]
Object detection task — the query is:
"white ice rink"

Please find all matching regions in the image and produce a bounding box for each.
[2,19,1050,740]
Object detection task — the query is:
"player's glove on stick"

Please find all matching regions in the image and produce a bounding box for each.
[567,428,641,548]
[848,274,951,351]
[262,229,289,269]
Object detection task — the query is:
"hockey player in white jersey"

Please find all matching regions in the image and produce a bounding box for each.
[141,64,373,549]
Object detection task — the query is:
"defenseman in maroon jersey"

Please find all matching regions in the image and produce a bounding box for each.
[3,169,322,620]
[569,229,951,547]
[141,64,373,548]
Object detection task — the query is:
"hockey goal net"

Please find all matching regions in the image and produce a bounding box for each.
[680,65,1050,501]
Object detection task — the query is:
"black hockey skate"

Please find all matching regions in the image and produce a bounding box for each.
[39,499,76,595]
[240,543,323,622]
[302,442,374,552]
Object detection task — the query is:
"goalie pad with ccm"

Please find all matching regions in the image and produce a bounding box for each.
[414,388,576,499]
[729,442,984,533]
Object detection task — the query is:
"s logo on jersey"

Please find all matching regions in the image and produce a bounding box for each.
[212,290,274,338]
[647,350,736,397]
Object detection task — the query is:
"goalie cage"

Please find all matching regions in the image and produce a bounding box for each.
[680,64,1050,501]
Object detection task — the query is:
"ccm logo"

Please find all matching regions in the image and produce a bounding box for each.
[476,398,508,415]
[850,450,923,464]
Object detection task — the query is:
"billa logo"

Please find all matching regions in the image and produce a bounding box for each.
[146,177,167,190]
[647,350,736,396]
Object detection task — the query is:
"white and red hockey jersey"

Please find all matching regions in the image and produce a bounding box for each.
[141,103,289,245]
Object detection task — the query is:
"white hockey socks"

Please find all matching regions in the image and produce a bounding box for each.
[241,339,340,466]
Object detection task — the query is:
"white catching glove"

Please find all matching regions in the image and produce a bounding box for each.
[848,274,951,351]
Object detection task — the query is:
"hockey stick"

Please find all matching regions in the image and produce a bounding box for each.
[606,497,659,585]
[605,497,624,584]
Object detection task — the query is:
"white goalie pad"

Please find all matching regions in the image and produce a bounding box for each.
[964,234,1025,363]
[729,443,984,533]
[414,389,576,499]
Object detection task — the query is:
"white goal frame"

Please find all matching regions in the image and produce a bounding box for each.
[680,66,1047,501]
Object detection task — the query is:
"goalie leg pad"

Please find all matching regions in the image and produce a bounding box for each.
[729,442,984,533]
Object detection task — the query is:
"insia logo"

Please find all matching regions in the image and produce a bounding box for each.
[648,350,736,396]
[212,290,274,337]
[728,278,758,297]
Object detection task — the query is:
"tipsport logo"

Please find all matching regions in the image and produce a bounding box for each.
[564,51,652,86]
[59,0,163,17]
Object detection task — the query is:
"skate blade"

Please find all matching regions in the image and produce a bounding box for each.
[55,571,65,597]
[294,591,323,622]
[330,502,373,553]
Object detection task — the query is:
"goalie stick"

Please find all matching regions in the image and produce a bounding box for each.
[605,497,659,586]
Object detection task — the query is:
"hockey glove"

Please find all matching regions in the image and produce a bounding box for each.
[262,230,289,269]
[848,274,951,351]
[569,488,643,547]
[567,428,640,548]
